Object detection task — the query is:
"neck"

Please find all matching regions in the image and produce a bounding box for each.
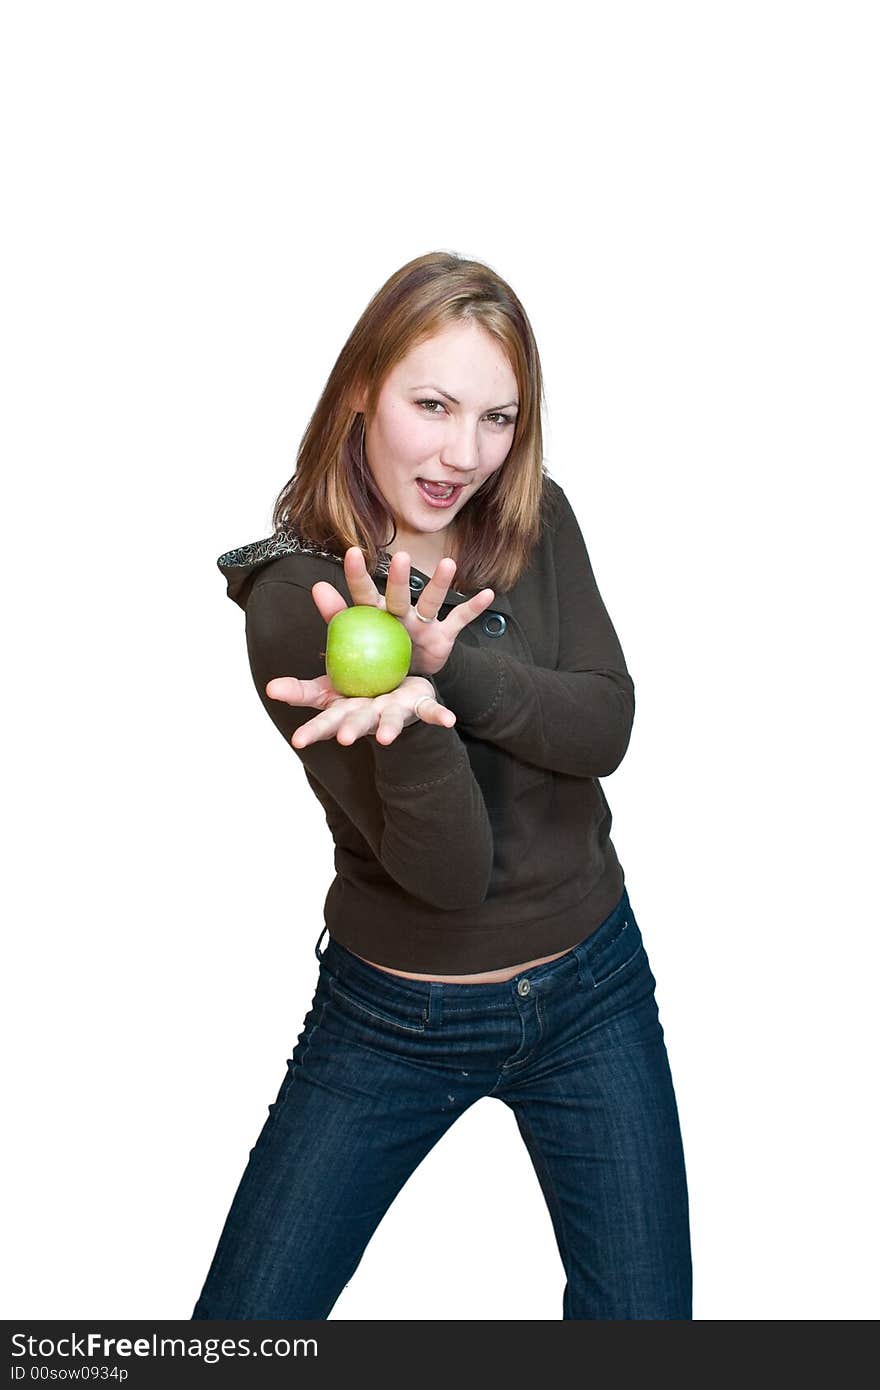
[386,524,457,575]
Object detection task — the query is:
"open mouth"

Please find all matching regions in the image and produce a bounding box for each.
[416,478,463,506]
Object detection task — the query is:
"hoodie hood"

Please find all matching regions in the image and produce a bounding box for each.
[216,530,359,610]
[216,528,515,616]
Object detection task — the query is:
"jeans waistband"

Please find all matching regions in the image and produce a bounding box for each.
[312,887,630,1005]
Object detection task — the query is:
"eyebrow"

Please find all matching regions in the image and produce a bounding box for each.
[410,384,519,411]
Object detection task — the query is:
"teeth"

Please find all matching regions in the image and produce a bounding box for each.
[420,480,455,498]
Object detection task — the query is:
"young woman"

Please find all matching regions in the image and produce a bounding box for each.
[192,251,692,1320]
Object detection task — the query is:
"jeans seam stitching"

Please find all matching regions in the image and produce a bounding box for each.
[259,997,330,1150]
[591,943,644,989]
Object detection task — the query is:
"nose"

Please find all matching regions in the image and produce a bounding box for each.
[439,420,481,475]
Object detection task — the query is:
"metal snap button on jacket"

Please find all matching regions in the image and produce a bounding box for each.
[410,574,426,591]
[482,612,507,637]
[517,978,531,996]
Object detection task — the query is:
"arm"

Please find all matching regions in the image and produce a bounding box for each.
[431,483,635,778]
[245,578,494,910]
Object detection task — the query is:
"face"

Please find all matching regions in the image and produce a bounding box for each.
[356,320,519,562]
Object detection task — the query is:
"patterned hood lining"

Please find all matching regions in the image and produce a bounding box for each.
[218,531,373,574]
[216,529,474,609]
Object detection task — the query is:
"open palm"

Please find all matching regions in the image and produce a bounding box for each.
[265,671,453,748]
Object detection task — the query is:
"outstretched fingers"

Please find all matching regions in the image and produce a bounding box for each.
[293,698,381,750]
[309,579,351,626]
[342,548,383,608]
[265,674,337,711]
[411,694,456,729]
[443,587,496,638]
[404,555,459,622]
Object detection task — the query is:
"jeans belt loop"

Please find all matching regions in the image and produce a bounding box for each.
[574,939,596,989]
[425,981,444,1028]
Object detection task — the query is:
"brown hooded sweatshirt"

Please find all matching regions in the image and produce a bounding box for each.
[217,475,635,974]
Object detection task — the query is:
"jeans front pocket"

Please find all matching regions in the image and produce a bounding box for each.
[584,896,647,989]
[326,974,428,1035]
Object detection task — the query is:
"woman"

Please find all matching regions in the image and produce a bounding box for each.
[192,251,692,1320]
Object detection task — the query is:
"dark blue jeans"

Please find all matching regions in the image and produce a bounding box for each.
[191,886,692,1319]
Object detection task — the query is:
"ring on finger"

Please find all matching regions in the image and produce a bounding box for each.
[413,607,436,624]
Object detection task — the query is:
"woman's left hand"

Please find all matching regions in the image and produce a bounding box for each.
[308,547,495,678]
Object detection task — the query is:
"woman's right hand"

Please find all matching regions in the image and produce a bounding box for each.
[265,673,454,749]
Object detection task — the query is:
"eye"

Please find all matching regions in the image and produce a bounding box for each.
[415,399,515,428]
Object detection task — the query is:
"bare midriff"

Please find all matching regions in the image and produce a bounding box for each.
[349,944,580,985]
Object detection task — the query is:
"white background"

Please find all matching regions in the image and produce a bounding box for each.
[3,0,877,1321]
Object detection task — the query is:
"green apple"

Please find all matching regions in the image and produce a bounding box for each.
[325,605,412,697]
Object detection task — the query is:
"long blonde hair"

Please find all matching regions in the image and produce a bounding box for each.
[271,250,555,594]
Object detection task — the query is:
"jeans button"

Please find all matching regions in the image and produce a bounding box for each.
[517,978,531,996]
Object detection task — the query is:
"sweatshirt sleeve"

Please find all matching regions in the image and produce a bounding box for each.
[244,578,494,910]
[431,484,635,778]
